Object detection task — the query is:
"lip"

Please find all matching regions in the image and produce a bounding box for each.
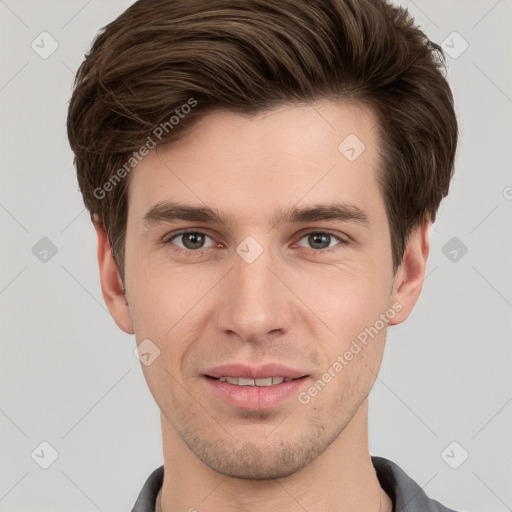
[203,363,310,410]
[204,363,307,380]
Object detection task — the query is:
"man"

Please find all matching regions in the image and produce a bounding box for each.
[66,0,459,510]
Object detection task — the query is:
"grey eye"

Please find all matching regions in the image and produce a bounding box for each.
[170,232,215,250]
[297,232,341,250]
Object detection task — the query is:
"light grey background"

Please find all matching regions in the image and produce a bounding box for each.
[1,1,511,511]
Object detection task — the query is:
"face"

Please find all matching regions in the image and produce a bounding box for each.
[99,100,427,479]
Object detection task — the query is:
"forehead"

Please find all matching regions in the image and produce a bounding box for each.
[127,100,382,225]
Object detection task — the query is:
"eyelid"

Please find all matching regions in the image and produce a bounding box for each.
[295,228,349,243]
[293,230,349,250]
[165,229,217,249]
[163,228,349,254]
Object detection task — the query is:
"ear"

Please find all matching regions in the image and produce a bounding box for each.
[93,215,134,334]
[388,223,430,326]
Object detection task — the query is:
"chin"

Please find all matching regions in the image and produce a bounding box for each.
[183,429,335,480]
[200,450,312,480]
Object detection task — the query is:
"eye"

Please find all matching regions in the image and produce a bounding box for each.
[166,230,217,251]
[163,229,348,255]
[295,231,346,251]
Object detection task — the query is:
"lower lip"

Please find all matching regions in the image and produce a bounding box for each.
[204,376,309,410]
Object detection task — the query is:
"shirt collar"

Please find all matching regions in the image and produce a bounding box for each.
[131,456,458,512]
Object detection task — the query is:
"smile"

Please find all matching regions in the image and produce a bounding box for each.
[216,377,294,386]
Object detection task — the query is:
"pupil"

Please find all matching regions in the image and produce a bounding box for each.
[310,233,329,249]
[184,233,204,249]
[181,233,331,250]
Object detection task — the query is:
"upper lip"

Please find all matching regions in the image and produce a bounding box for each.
[205,363,308,380]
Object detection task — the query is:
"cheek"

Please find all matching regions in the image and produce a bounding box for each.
[304,269,392,395]
[125,219,394,353]
[125,242,179,328]
[126,251,218,360]
[308,262,392,338]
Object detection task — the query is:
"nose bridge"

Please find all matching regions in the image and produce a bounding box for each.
[216,236,292,340]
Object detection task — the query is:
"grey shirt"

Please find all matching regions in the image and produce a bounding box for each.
[131,456,459,512]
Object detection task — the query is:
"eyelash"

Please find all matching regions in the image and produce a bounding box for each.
[163,229,348,256]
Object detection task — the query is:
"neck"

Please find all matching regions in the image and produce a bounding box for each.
[158,400,392,512]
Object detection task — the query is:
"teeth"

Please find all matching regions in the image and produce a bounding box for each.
[218,377,289,386]
[255,377,273,386]
[238,377,255,386]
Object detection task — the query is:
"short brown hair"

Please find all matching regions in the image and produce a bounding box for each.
[67,0,458,281]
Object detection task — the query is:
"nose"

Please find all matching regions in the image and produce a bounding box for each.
[216,242,295,343]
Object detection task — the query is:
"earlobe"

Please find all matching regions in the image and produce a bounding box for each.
[93,215,134,335]
[388,223,430,326]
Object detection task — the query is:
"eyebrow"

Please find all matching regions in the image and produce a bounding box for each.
[141,201,369,229]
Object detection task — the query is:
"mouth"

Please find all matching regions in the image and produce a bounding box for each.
[203,364,310,410]
[207,376,297,386]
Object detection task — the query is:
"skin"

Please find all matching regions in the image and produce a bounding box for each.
[94,100,429,512]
